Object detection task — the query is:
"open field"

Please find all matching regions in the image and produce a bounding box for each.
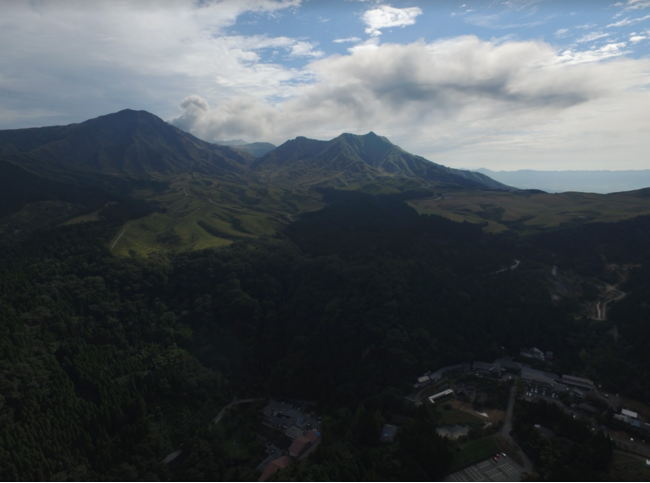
[447,397,506,425]
[409,189,650,234]
[438,409,485,428]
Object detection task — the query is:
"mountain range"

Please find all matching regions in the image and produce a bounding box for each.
[2,109,650,254]
[0,109,510,192]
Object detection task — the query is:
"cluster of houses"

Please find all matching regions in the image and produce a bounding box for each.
[414,358,596,401]
[615,408,650,434]
[257,401,322,482]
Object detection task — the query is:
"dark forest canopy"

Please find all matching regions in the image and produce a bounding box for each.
[1,188,649,480]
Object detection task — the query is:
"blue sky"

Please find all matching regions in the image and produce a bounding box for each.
[2,0,650,170]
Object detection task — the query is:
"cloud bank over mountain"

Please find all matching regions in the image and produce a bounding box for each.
[171,35,650,170]
[2,0,650,170]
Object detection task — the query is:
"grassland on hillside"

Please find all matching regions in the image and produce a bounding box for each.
[110,173,323,256]
[409,189,650,234]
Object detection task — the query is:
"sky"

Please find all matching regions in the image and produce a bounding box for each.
[1,0,650,171]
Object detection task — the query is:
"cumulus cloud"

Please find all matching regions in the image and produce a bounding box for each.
[361,5,423,36]
[289,41,324,58]
[171,36,650,168]
[3,0,650,170]
[0,0,305,128]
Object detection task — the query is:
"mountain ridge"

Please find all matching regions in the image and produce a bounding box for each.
[0,109,255,181]
[0,109,509,192]
[252,131,512,191]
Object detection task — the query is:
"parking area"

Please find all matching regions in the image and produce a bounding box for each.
[445,457,524,482]
[262,400,321,434]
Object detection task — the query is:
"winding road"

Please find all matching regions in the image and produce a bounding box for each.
[593,269,627,321]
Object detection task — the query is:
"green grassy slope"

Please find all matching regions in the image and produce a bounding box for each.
[409,188,650,234]
[106,174,323,256]
[4,109,649,256]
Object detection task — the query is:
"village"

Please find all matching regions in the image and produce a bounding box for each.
[164,346,650,482]
[409,348,650,481]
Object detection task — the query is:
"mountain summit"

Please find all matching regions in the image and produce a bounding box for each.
[251,132,511,191]
[0,109,254,180]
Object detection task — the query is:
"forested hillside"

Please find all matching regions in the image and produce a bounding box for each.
[3,187,649,479]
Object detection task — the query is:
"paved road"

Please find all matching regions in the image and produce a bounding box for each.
[500,385,533,475]
[494,260,520,274]
[595,288,626,320]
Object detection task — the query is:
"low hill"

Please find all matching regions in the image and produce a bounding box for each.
[251,132,512,191]
[0,109,255,180]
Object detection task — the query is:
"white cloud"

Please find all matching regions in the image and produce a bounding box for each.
[630,34,647,41]
[0,0,308,128]
[172,36,650,171]
[557,42,630,64]
[466,13,544,29]
[576,31,611,42]
[607,14,650,27]
[361,5,423,36]
[575,23,597,29]
[289,41,324,58]
[555,28,571,38]
[622,0,650,10]
[2,0,650,171]
[501,0,544,11]
[333,37,362,43]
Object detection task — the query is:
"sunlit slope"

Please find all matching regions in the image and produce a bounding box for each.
[104,174,323,256]
[408,188,650,233]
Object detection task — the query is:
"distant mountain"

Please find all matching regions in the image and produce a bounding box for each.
[215,139,276,157]
[233,142,276,157]
[0,109,255,180]
[477,168,650,194]
[252,132,511,191]
[215,139,248,146]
